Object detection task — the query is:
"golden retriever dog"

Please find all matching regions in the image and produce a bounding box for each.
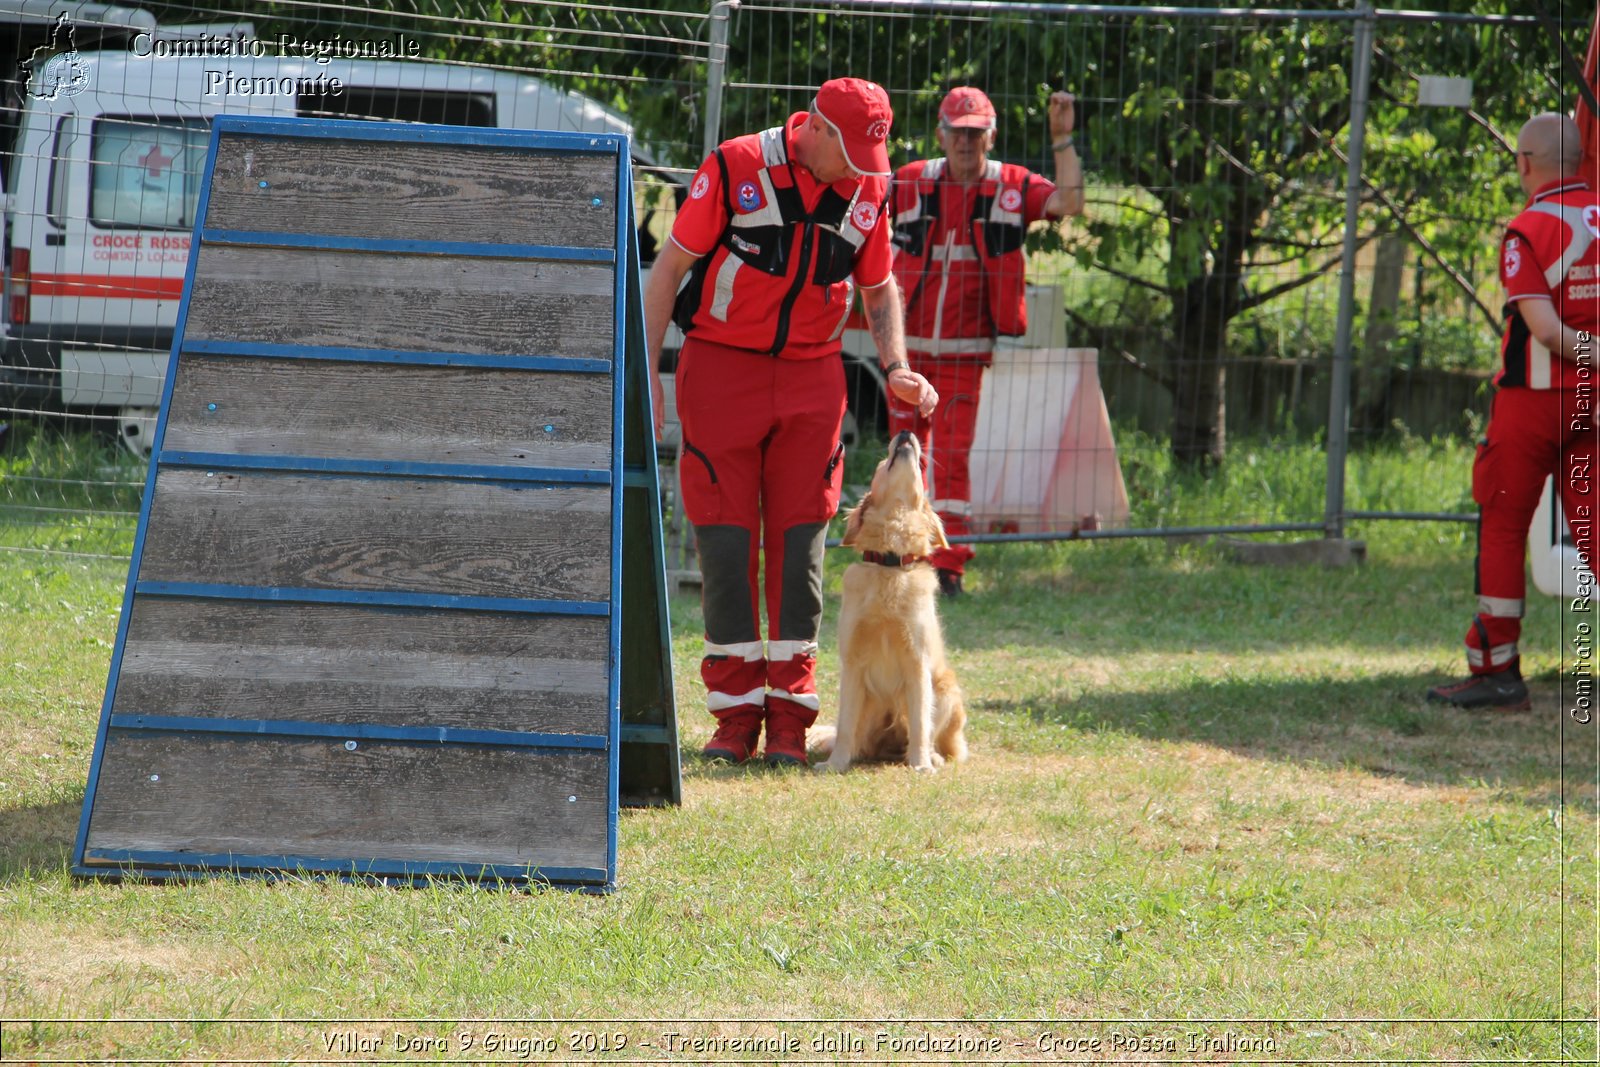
[813,430,967,773]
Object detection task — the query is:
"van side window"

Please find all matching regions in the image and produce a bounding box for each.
[89,117,207,230]
[47,116,77,228]
[297,86,495,127]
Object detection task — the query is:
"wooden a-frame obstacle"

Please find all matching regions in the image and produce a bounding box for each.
[70,116,680,892]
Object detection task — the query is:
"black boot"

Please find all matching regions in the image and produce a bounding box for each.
[1425,662,1530,711]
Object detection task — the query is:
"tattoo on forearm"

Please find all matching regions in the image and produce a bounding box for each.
[866,298,898,351]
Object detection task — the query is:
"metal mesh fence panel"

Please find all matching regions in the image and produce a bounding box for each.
[1346,12,1557,444]
[0,0,715,559]
[0,0,1583,562]
[711,2,1571,543]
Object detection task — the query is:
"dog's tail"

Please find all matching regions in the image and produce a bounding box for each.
[806,724,837,759]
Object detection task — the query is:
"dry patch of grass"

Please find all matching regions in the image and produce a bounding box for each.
[3,929,242,1006]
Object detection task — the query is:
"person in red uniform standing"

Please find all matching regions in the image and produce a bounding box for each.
[887,86,1085,596]
[1427,113,1599,710]
[644,78,939,766]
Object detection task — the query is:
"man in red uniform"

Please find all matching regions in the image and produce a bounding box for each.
[644,78,939,766]
[1427,113,1599,710]
[887,86,1085,596]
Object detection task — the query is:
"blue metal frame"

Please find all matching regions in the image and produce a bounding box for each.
[603,147,629,877]
[199,228,616,263]
[206,114,628,155]
[133,580,609,618]
[79,849,609,888]
[156,451,612,487]
[179,339,611,374]
[73,115,638,890]
[107,715,608,752]
[620,192,682,805]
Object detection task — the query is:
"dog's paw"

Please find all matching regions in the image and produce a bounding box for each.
[908,761,939,774]
[814,758,851,775]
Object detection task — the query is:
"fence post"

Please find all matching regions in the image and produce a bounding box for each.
[703,0,739,160]
[1324,1,1376,540]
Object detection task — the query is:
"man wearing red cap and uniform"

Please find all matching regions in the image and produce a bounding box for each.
[644,78,939,766]
[1426,113,1600,710]
[889,86,1084,596]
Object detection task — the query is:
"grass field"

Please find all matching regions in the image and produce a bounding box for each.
[0,431,1595,1063]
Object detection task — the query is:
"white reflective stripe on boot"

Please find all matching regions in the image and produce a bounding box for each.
[1466,643,1519,669]
[1476,595,1525,618]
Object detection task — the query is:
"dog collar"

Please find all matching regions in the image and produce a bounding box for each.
[860,550,929,568]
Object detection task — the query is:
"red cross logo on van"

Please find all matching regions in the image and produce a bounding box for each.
[139,144,174,178]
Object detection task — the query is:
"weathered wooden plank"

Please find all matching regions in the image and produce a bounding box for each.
[204,136,617,248]
[183,246,613,359]
[163,356,611,470]
[138,470,610,601]
[113,598,609,734]
[83,732,608,870]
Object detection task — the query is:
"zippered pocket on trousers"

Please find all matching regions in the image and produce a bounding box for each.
[684,438,719,485]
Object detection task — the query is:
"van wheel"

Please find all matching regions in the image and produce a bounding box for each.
[118,406,159,461]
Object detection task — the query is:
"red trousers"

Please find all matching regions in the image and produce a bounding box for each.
[887,355,984,575]
[674,336,847,725]
[1466,385,1598,673]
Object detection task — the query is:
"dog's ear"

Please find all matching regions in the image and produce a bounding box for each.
[841,492,871,546]
[924,498,950,550]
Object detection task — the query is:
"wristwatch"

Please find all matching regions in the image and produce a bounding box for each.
[884,360,910,375]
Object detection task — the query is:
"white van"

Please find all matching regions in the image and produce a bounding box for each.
[0,48,650,454]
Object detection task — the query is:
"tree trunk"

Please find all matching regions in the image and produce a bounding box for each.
[1170,274,1230,469]
[1355,233,1407,433]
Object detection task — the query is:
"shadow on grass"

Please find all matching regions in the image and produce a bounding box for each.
[943,549,1477,657]
[979,668,1599,811]
[0,798,80,882]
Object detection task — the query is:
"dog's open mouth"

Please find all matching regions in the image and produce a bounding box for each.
[888,430,917,470]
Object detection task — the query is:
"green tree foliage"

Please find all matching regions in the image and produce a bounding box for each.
[1064,10,1569,466]
[694,5,1574,467]
[1077,15,1368,466]
[140,1,1580,467]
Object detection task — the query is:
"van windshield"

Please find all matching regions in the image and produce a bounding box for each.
[90,118,208,230]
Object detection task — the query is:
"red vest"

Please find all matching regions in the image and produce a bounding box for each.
[890,158,1031,342]
[673,125,889,359]
[1500,178,1600,390]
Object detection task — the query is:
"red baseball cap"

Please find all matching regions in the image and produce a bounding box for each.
[939,86,996,130]
[813,77,893,177]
